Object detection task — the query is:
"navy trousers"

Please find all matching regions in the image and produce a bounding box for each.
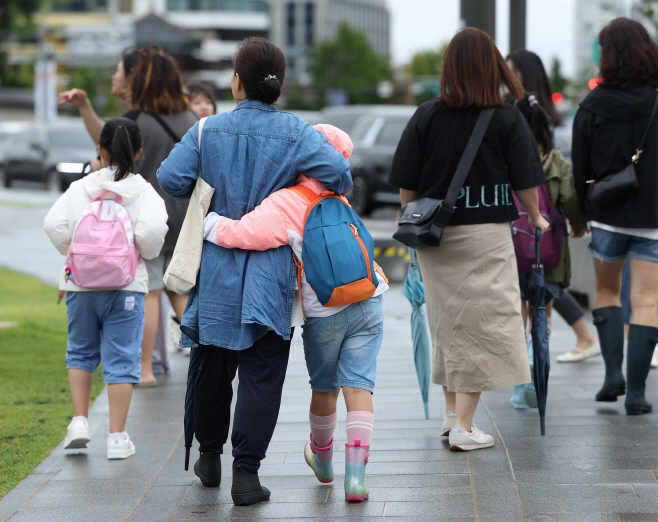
[193,329,292,473]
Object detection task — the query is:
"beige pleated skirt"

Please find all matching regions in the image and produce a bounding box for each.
[417,222,530,393]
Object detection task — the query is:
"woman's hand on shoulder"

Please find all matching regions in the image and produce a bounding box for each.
[58,88,89,108]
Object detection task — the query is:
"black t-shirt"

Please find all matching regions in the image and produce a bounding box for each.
[388,101,545,225]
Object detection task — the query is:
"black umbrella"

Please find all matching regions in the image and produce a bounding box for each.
[184,347,202,470]
[528,228,553,435]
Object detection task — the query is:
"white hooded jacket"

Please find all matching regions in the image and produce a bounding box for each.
[43,167,169,293]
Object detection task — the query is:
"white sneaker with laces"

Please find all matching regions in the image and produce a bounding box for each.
[107,433,136,460]
[449,425,494,451]
[440,411,456,437]
[64,417,90,449]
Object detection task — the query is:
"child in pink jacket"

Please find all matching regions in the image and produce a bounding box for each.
[203,124,387,502]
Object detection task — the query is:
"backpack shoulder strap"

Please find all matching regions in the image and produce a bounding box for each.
[287,185,321,205]
[151,113,183,144]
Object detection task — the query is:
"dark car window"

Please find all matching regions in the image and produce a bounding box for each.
[374,118,410,147]
[47,127,96,150]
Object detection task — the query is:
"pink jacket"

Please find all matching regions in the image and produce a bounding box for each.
[203,124,388,318]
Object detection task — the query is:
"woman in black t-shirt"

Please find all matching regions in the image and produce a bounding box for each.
[389,28,548,452]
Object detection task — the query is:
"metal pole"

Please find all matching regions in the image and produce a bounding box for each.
[509,0,526,52]
[460,0,496,40]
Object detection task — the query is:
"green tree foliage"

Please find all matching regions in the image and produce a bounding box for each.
[408,44,447,77]
[0,0,40,31]
[0,0,41,88]
[550,58,568,94]
[309,23,391,105]
[637,0,658,33]
[407,43,447,104]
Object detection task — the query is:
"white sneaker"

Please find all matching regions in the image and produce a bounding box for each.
[556,342,601,362]
[64,417,90,449]
[107,433,136,460]
[651,349,658,369]
[168,315,182,351]
[449,425,494,452]
[440,411,456,437]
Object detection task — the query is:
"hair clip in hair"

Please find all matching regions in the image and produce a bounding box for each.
[528,95,539,107]
[264,74,278,81]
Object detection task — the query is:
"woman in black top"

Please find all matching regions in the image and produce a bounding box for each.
[571,18,658,415]
[389,28,548,452]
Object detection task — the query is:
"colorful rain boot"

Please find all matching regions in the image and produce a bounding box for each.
[304,433,334,483]
[344,439,369,502]
[625,324,658,415]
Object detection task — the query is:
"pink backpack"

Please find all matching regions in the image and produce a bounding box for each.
[66,190,139,289]
[510,184,565,273]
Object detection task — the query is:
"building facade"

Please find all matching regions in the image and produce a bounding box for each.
[268,0,389,82]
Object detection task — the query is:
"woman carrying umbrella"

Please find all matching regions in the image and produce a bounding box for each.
[388,28,549,451]
[157,37,352,505]
[572,18,658,415]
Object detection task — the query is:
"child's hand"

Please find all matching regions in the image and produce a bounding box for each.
[203,212,221,245]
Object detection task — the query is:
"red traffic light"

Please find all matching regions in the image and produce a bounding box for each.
[588,78,601,90]
[551,92,564,104]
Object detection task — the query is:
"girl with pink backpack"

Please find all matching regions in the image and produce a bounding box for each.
[44,118,168,459]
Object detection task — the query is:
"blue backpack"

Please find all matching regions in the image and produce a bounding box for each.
[288,185,378,307]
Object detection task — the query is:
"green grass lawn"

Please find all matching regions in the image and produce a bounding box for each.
[0,267,104,498]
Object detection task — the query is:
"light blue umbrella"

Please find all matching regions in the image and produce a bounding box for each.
[401,248,431,420]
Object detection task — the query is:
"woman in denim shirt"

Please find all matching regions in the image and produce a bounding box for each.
[157,38,352,505]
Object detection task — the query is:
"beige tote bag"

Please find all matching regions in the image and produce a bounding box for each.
[163,117,215,295]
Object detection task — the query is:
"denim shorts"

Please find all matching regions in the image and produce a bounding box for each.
[66,290,145,384]
[589,227,658,263]
[301,295,383,393]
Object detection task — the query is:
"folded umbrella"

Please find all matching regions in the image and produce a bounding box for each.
[401,248,431,420]
[183,347,202,470]
[527,228,553,435]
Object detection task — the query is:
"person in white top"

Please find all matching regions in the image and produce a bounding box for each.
[44,117,168,459]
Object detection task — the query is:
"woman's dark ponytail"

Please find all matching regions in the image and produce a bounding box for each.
[99,117,142,181]
[233,37,286,105]
[515,93,553,154]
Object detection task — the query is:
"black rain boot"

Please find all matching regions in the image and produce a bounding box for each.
[194,452,221,487]
[231,466,270,506]
[625,324,658,415]
[593,306,626,402]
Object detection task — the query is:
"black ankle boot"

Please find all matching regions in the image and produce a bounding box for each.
[194,452,221,487]
[625,324,658,415]
[231,466,270,506]
[593,306,626,402]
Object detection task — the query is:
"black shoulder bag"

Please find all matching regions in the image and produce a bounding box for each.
[587,89,658,207]
[393,108,494,249]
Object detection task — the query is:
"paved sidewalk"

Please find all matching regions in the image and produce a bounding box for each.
[2,188,658,521]
[1,284,658,521]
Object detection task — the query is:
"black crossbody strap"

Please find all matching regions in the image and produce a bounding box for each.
[635,89,658,162]
[444,108,495,209]
[151,113,183,144]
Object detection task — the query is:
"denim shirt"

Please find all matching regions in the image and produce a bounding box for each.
[157,100,353,350]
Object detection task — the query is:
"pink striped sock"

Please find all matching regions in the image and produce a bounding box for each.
[309,411,337,448]
[346,411,374,446]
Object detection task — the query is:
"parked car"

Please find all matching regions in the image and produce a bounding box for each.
[319,105,417,215]
[2,119,96,191]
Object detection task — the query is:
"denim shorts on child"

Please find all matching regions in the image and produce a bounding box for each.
[301,295,383,393]
[66,290,145,384]
[589,227,658,263]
